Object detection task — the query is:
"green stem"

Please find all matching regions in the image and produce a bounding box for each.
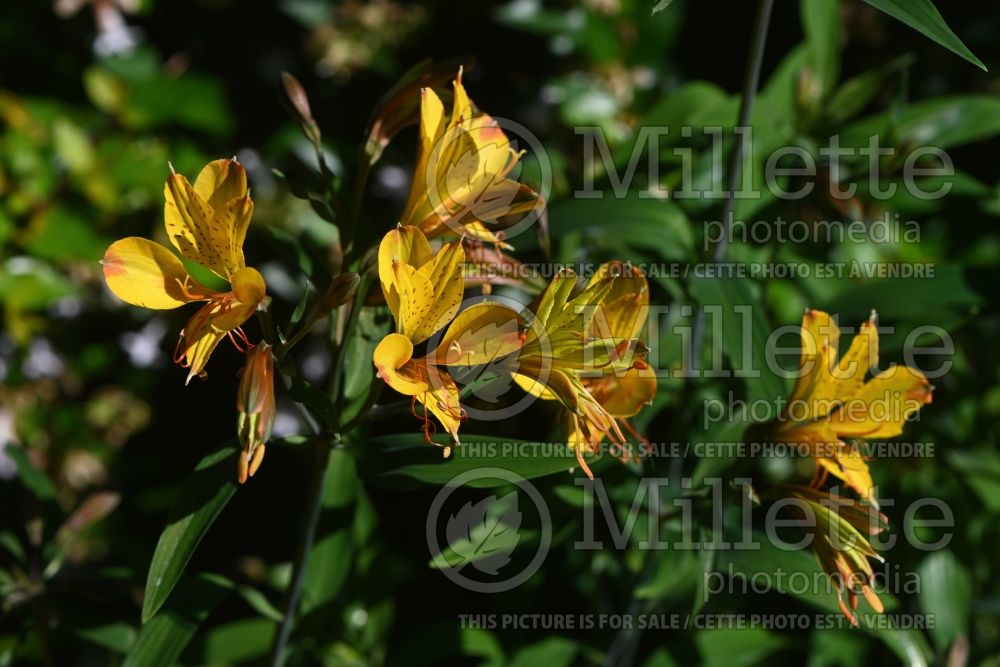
[266,438,331,667]
[684,0,774,386]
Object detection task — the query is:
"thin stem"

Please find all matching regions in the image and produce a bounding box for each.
[266,439,331,667]
[684,0,775,380]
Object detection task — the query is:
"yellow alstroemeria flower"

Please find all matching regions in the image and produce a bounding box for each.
[762,309,932,505]
[101,158,267,383]
[373,225,523,448]
[569,262,657,448]
[398,69,542,246]
[779,485,888,626]
[512,268,649,478]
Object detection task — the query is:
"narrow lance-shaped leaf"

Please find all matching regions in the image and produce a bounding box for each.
[863,0,986,71]
[142,445,239,623]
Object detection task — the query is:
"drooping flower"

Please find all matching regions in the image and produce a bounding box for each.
[102,158,267,383]
[373,225,523,448]
[398,69,543,245]
[778,485,888,626]
[236,342,276,483]
[511,268,649,477]
[760,309,932,505]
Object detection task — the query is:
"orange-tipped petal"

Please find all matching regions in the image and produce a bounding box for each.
[102,237,214,309]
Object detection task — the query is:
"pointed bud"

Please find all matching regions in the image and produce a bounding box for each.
[236,343,276,483]
[281,72,322,147]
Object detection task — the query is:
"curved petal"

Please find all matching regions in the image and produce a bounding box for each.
[230,266,267,307]
[102,237,214,309]
[436,302,524,366]
[828,365,932,439]
[399,88,446,228]
[587,262,649,341]
[788,309,843,420]
[164,162,248,279]
[587,369,657,418]
[374,333,429,396]
[378,225,433,318]
[419,366,463,444]
[177,301,229,384]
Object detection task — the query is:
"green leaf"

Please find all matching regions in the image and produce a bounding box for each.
[695,628,788,667]
[6,445,57,503]
[917,550,972,651]
[183,618,274,665]
[844,95,1000,150]
[287,377,339,431]
[358,434,596,489]
[947,449,1000,512]
[801,0,841,95]
[516,193,693,261]
[651,0,676,16]
[824,265,981,322]
[863,0,986,71]
[142,445,238,623]
[718,534,932,666]
[299,449,357,618]
[125,573,232,667]
[689,276,789,409]
[508,637,578,667]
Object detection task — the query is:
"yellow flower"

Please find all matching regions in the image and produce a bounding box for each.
[236,342,276,484]
[373,225,523,448]
[569,262,657,448]
[762,309,932,504]
[101,159,267,384]
[398,69,542,245]
[779,485,888,626]
[511,267,650,478]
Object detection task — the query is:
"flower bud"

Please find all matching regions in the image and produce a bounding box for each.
[236,343,276,483]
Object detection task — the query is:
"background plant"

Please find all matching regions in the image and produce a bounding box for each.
[0,1,998,666]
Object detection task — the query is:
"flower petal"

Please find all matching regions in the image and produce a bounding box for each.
[436,302,524,366]
[374,333,429,396]
[828,365,932,439]
[164,163,247,279]
[177,300,229,384]
[102,237,213,309]
[378,225,433,319]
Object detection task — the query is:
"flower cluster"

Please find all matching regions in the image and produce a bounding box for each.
[755,309,932,624]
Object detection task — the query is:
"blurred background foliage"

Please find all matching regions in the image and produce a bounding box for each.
[1,0,999,665]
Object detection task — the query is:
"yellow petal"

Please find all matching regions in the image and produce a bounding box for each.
[178,301,229,384]
[436,302,524,365]
[828,365,932,439]
[419,366,463,444]
[164,164,247,279]
[102,237,214,309]
[451,70,472,126]
[832,312,878,399]
[230,266,267,307]
[378,225,433,318]
[409,240,465,342]
[512,371,557,401]
[399,88,446,228]
[373,333,429,396]
[587,262,649,341]
[788,309,842,419]
[586,369,657,418]
[193,158,247,210]
[817,445,876,504]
